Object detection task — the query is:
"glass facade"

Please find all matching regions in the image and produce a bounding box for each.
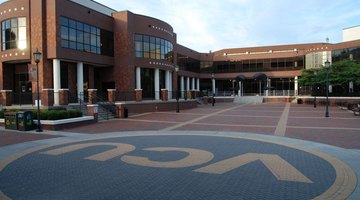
[60,16,114,56]
[135,34,173,62]
[1,17,27,50]
[208,57,304,73]
[332,46,360,62]
[177,54,200,73]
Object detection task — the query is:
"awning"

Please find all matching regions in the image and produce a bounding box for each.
[253,73,267,80]
[235,75,246,82]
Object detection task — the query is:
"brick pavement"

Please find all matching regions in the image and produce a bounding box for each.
[1,102,360,199]
[62,102,360,149]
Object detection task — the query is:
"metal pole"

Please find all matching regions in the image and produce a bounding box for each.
[325,68,329,117]
[36,61,42,132]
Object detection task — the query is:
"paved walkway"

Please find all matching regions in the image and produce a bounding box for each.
[0,102,359,199]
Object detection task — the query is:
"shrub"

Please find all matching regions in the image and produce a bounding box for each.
[1,109,82,120]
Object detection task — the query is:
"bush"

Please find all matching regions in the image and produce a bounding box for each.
[1,109,82,120]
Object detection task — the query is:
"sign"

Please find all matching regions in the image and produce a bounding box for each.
[0,134,356,200]
[28,64,37,82]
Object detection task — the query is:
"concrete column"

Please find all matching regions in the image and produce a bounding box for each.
[212,78,216,96]
[266,78,271,96]
[191,77,195,90]
[294,76,298,96]
[238,82,242,96]
[136,67,141,89]
[77,62,84,101]
[186,77,190,91]
[180,76,185,98]
[197,78,200,91]
[154,68,160,100]
[169,71,173,99]
[53,59,61,105]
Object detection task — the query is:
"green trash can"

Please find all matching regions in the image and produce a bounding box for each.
[4,112,17,130]
[17,111,35,131]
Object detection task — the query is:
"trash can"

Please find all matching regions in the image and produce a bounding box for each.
[4,112,17,130]
[123,107,128,118]
[297,99,303,104]
[17,111,34,131]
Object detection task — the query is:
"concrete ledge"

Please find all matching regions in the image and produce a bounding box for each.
[40,116,94,125]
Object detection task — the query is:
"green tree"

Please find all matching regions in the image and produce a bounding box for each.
[299,59,360,96]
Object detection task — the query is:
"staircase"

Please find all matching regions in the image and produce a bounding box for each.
[97,102,116,120]
[234,96,264,104]
[68,102,88,116]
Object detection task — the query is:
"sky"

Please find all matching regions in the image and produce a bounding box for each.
[1,0,360,52]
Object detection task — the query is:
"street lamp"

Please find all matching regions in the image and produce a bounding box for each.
[175,66,180,113]
[33,48,42,132]
[325,60,330,118]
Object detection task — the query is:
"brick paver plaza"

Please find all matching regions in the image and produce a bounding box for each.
[0,102,360,199]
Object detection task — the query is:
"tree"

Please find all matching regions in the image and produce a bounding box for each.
[299,59,360,96]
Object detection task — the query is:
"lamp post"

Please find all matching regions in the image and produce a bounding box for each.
[325,60,330,118]
[175,66,180,113]
[33,48,42,132]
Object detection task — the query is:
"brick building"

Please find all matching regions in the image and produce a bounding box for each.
[0,0,359,106]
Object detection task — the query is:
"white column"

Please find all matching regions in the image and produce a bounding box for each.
[165,70,170,90]
[180,76,185,98]
[294,76,298,96]
[53,59,61,105]
[191,77,195,90]
[77,62,84,101]
[169,71,173,99]
[136,67,141,89]
[154,68,160,100]
[186,77,190,91]
[238,81,242,96]
[266,78,270,96]
[197,78,200,91]
[212,78,216,96]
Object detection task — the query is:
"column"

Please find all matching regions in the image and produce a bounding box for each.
[77,62,84,101]
[197,78,200,91]
[266,78,271,96]
[212,78,216,96]
[294,76,298,96]
[136,67,141,89]
[154,68,160,100]
[191,78,195,90]
[169,71,173,99]
[186,77,190,91]
[53,59,61,105]
[180,76,185,98]
[238,81,242,96]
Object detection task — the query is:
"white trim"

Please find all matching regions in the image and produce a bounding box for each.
[39,116,94,125]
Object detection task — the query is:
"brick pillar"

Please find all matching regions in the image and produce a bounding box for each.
[135,89,142,102]
[116,103,127,118]
[191,90,196,99]
[87,104,98,122]
[88,89,97,104]
[41,89,54,107]
[187,91,192,99]
[58,89,69,106]
[203,96,209,104]
[0,90,13,106]
[108,89,116,103]
[161,89,168,101]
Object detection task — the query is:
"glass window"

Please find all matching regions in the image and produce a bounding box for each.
[60,17,68,26]
[69,19,76,29]
[61,26,69,40]
[1,17,27,50]
[69,28,76,41]
[59,16,113,56]
[134,33,173,61]
[135,34,142,41]
[76,22,83,31]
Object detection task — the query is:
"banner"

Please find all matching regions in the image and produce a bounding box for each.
[28,64,37,82]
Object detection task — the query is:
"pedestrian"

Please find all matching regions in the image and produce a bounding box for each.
[212,95,215,106]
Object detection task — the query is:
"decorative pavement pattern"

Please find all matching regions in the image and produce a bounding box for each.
[0,103,359,199]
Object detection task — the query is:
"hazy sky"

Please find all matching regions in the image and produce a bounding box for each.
[1,0,360,52]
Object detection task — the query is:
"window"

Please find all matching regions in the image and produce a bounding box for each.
[1,17,27,50]
[60,16,114,56]
[134,33,173,62]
